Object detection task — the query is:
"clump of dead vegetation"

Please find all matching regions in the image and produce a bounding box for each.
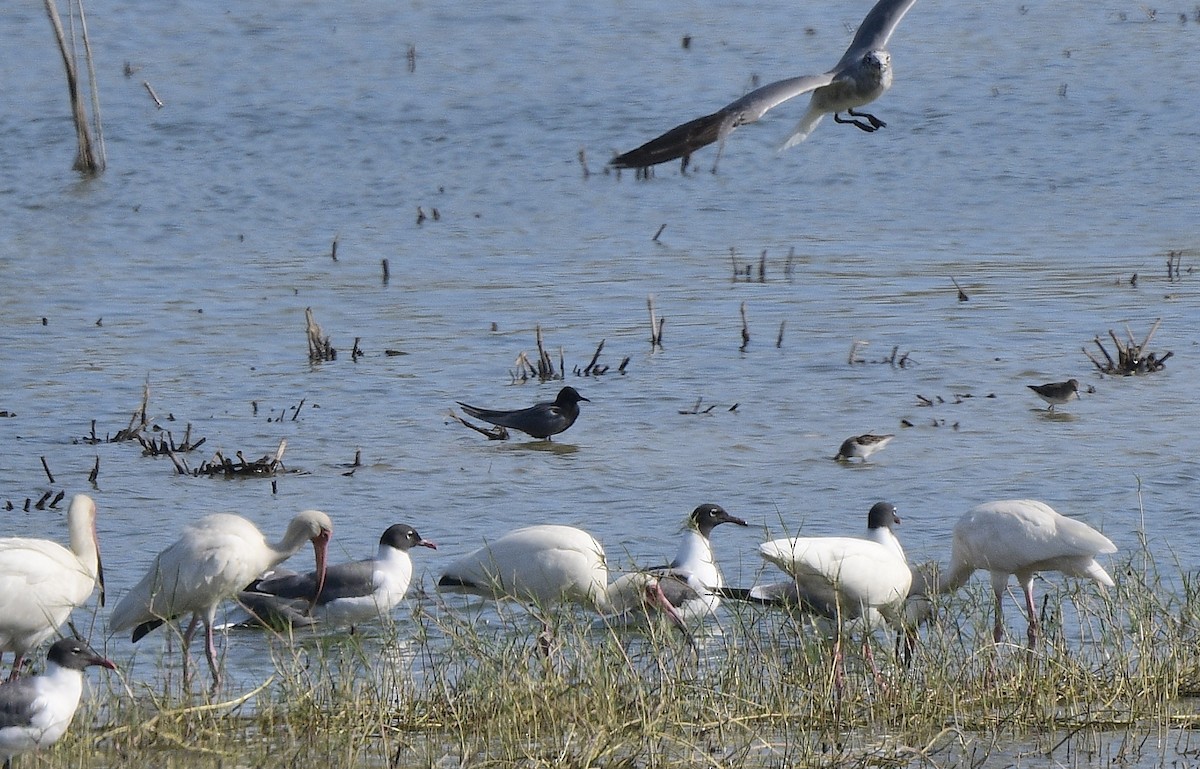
[509,325,629,383]
[165,439,292,477]
[1084,318,1171,376]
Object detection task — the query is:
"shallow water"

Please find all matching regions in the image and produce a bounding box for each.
[1,0,1198,741]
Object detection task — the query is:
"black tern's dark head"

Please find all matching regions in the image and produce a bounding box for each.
[555,386,589,406]
[381,523,437,551]
[689,503,748,537]
[867,501,900,530]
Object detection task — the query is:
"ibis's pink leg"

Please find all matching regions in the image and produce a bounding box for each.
[1022,580,1039,647]
[182,613,201,683]
[992,588,1005,643]
[203,620,221,689]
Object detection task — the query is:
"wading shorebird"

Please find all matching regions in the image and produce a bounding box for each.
[835,433,895,462]
[1027,379,1080,411]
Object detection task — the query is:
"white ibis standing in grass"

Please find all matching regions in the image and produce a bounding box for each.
[941,499,1116,645]
[229,523,436,630]
[0,494,104,680]
[109,510,332,688]
[0,637,115,768]
[437,524,688,646]
[756,502,913,686]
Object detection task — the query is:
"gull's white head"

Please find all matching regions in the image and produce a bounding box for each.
[864,50,891,71]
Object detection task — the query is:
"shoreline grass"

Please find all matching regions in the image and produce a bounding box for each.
[47,535,1200,769]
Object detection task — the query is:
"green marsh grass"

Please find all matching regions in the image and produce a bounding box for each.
[48,535,1200,768]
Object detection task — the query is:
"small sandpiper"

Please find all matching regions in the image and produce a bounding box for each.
[835,433,895,462]
[1027,379,1080,411]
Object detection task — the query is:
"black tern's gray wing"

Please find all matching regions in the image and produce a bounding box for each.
[458,402,569,439]
[612,73,833,169]
[835,0,919,71]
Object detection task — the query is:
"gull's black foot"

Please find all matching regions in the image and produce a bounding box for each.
[848,108,886,130]
[834,112,877,132]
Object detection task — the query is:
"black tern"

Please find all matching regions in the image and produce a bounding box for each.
[611,0,918,172]
[457,386,589,440]
[835,433,895,462]
[1027,379,1079,411]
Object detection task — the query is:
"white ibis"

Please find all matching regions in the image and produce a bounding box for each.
[942,499,1116,645]
[109,510,332,688]
[610,0,919,172]
[456,386,589,440]
[230,523,436,630]
[757,502,913,686]
[834,433,895,462]
[623,503,747,624]
[0,638,115,767]
[437,524,687,643]
[0,494,104,680]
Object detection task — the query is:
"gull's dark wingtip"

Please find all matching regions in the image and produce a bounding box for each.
[610,111,727,169]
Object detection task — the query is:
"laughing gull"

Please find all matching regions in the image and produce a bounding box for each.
[0,638,115,767]
[230,524,436,631]
[611,0,918,172]
[940,499,1115,646]
[0,494,104,680]
[756,502,912,686]
[834,433,895,462]
[629,503,748,624]
[437,524,689,647]
[109,511,332,689]
[456,386,589,440]
[1027,379,1080,411]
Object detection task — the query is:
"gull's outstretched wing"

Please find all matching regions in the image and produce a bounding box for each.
[612,72,834,169]
[835,0,919,71]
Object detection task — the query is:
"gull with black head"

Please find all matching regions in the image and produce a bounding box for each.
[230,523,436,631]
[0,638,115,769]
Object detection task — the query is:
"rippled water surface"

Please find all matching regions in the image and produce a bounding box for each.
[1,0,1198,734]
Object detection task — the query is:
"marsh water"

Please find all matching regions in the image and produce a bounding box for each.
[1,0,1198,763]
